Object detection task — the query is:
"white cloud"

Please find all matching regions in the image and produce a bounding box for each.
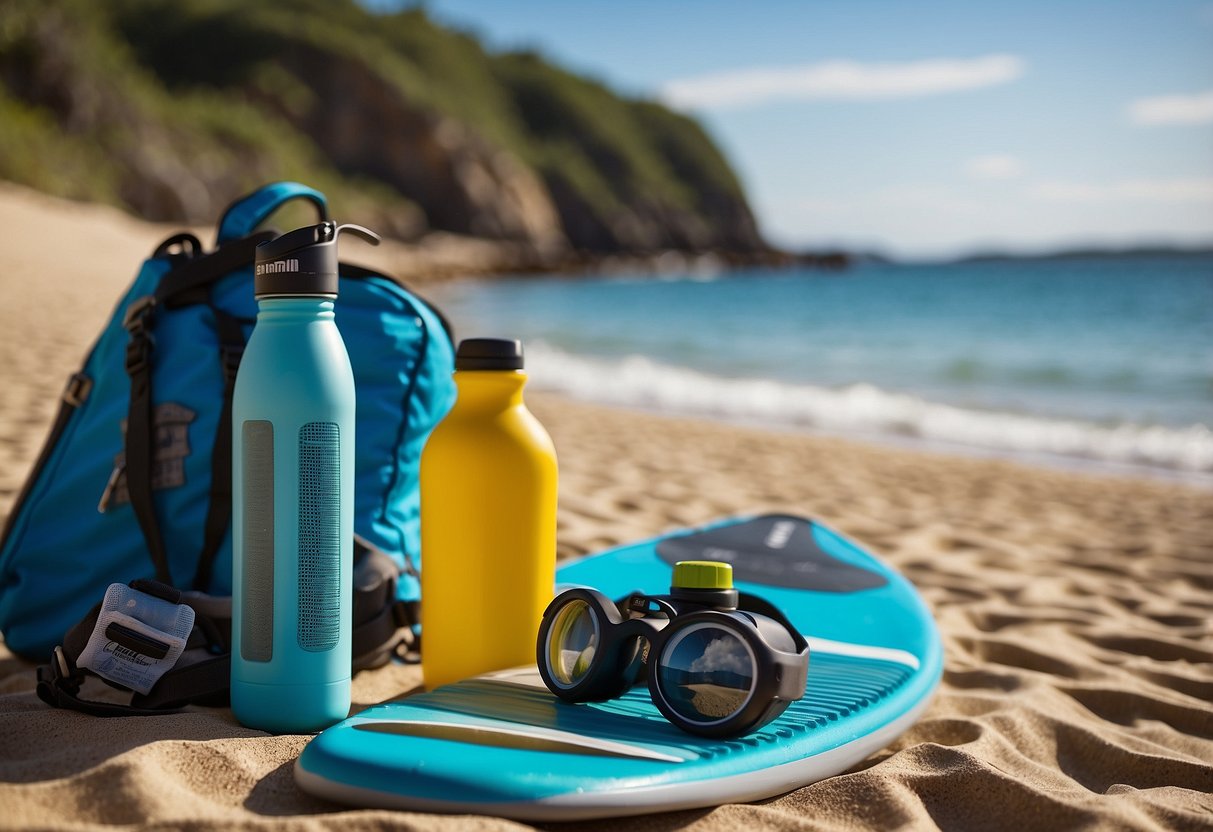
[660,54,1025,110]
[688,635,751,676]
[1127,90,1213,126]
[964,155,1026,181]
[1029,177,1213,203]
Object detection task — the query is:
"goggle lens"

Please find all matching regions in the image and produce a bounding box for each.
[657,624,755,724]
[546,599,599,687]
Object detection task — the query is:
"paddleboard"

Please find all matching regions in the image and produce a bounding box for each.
[295,514,943,820]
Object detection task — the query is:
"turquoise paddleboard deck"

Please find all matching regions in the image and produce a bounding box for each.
[295,514,943,820]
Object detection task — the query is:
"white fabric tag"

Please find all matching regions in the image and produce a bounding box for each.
[77,583,195,695]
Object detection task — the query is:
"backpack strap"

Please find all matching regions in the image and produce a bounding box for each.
[122,231,269,587]
[155,230,275,308]
[215,182,327,247]
[122,294,173,585]
[351,537,419,668]
[152,232,203,261]
[190,308,247,592]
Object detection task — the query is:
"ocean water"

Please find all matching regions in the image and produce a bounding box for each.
[428,256,1213,481]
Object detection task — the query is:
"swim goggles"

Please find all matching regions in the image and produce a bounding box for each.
[536,561,809,738]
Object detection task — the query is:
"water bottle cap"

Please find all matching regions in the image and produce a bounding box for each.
[254,221,379,298]
[455,338,524,371]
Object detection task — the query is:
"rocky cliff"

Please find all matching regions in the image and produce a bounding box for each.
[0,0,768,260]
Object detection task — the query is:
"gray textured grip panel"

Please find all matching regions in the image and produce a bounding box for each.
[298,422,341,652]
[241,420,274,663]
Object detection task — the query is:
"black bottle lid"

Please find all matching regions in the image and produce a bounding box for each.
[254,221,380,298]
[455,338,525,371]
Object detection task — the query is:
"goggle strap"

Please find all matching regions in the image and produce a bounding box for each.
[620,593,678,620]
[736,591,809,653]
[774,652,810,701]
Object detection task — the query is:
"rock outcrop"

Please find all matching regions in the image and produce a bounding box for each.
[0,0,769,260]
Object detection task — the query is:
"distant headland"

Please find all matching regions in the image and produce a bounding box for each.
[948,245,1213,264]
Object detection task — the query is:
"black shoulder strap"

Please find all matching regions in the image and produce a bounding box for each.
[122,232,271,586]
[155,231,275,308]
[190,308,246,591]
[123,295,173,585]
[351,539,418,668]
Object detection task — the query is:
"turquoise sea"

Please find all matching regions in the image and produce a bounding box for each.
[430,255,1213,482]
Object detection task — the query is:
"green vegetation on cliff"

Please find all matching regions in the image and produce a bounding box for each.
[0,0,765,255]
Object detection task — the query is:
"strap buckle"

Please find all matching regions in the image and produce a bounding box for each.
[123,295,157,375]
[122,295,157,335]
[35,645,84,711]
[63,372,93,408]
[53,645,79,683]
[125,335,153,375]
[40,645,84,694]
[219,343,244,384]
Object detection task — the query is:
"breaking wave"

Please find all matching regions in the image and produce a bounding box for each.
[526,343,1213,476]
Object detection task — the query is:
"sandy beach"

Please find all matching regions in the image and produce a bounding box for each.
[0,188,1210,830]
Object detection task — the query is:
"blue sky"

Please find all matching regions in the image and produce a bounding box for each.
[372,1,1213,258]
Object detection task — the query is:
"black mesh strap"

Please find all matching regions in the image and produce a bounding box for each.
[36,654,186,718]
[123,296,172,585]
[191,309,246,591]
[130,652,230,711]
[36,644,230,718]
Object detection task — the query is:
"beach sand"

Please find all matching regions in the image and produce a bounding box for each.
[1,187,1211,830]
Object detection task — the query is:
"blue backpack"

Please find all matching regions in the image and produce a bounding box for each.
[0,182,457,661]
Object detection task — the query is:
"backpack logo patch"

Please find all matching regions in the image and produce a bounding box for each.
[99,403,196,512]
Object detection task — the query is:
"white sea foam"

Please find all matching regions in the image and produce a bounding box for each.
[526,343,1213,475]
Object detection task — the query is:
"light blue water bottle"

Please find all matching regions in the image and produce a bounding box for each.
[231,221,378,733]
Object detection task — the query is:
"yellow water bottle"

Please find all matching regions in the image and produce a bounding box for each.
[420,338,558,690]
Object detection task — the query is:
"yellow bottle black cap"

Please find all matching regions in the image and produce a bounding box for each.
[456,338,524,371]
[672,561,734,590]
